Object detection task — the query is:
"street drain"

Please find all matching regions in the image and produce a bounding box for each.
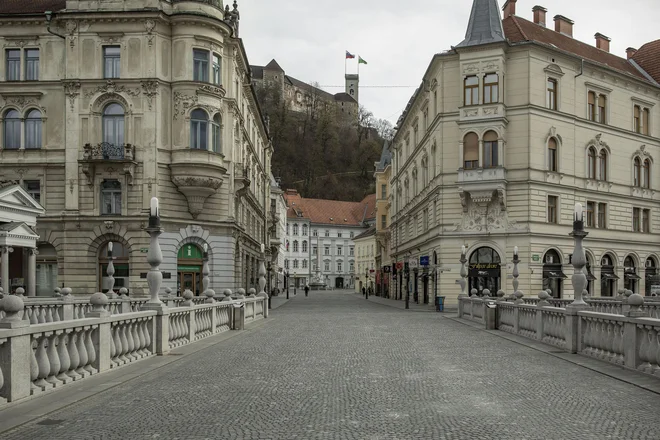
[37,419,64,426]
[168,353,184,356]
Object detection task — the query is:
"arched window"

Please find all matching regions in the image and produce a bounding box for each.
[600,253,618,297]
[99,241,129,292]
[190,109,208,150]
[588,147,597,179]
[4,109,20,149]
[211,114,221,153]
[598,150,608,181]
[643,159,651,188]
[102,103,125,146]
[302,240,308,252]
[634,157,642,187]
[483,73,498,104]
[302,225,308,236]
[293,224,299,235]
[463,133,478,169]
[293,241,299,252]
[543,249,566,298]
[483,131,498,168]
[548,138,558,172]
[624,255,639,293]
[25,109,42,149]
[468,247,501,296]
[645,257,657,296]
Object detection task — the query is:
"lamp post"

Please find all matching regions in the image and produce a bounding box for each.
[512,246,523,304]
[267,261,272,309]
[569,203,589,309]
[143,197,164,309]
[106,241,117,299]
[458,246,467,298]
[405,262,410,310]
[293,272,297,295]
[413,267,419,304]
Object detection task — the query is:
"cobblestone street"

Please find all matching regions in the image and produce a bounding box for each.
[3,290,660,440]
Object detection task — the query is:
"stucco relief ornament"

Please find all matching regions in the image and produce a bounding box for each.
[66,21,78,48]
[144,19,156,47]
[4,96,39,111]
[141,80,159,110]
[84,81,140,98]
[64,81,81,111]
[173,92,198,120]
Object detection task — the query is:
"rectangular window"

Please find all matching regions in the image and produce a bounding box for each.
[483,73,498,104]
[634,105,642,133]
[25,49,39,81]
[598,203,607,229]
[350,262,354,272]
[643,109,650,136]
[381,184,387,199]
[103,46,121,79]
[312,246,317,255]
[313,229,318,236]
[24,180,41,204]
[588,91,596,121]
[325,230,329,237]
[349,247,354,256]
[598,94,607,124]
[547,79,558,110]
[547,195,558,224]
[633,208,641,232]
[324,246,330,256]
[586,201,595,227]
[101,179,122,215]
[337,246,343,256]
[381,215,387,229]
[643,209,650,233]
[193,49,209,82]
[483,141,498,168]
[324,262,330,272]
[464,76,479,106]
[337,232,342,238]
[6,49,20,81]
[293,260,298,269]
[338,262,343,272]
[212,54,221,85]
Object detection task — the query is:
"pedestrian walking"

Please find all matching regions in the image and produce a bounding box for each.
[304,284,310,297]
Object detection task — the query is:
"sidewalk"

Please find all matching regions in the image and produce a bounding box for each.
[355,292,436,312]
[270,294,292,309]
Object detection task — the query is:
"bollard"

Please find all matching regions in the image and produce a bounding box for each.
[233,302,245,330]
[484,301,497,330]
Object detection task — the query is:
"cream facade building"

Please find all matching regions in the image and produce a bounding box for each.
[374,141,393,297]
[390,0,660,307]
[0,0,273,296]
[269,175,287,293]
[354,227,376,293]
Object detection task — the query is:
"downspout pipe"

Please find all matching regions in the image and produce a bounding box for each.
[45,11,66,39]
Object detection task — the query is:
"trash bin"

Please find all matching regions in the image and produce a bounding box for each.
[435,296,446,312]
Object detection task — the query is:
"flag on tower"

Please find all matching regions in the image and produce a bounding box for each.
[345,51,355,59]
[358,56,368,65]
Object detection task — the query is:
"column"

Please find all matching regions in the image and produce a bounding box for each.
[1,246,10,294]
[27,248,37,297]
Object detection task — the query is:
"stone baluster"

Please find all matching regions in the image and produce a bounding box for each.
[84,327,97,373]
[66,330,81,380]
[45,331,62,385]
[34,334,52,390]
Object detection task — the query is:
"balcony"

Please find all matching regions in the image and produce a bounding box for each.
[457,167,507,222]
[79,143,138,186]
[234,164,251,198]
[458,103,507,124]
[170,149,227,219]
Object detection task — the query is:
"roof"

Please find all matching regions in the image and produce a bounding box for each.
[503,15,648,81]
[264,59,284,72]
[0,0,65,14]
[250,65,264,80]
[283,190,376,226]
[456,0,506,48]
[375,140,392,172]
[333,92,357,103]
[353,226,376,241]
[632,40,660,83]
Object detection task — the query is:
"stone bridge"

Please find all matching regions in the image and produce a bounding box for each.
[1,290,660,439]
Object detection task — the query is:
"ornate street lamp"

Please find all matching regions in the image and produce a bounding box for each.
[569,203,589,309]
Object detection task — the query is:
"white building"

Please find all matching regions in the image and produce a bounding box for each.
[354,227,377,293]
[284,190,375,289]
[390,0,660,307]
[269,175,287,293]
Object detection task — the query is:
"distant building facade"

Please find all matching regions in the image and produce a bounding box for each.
[270,175,287,293]
[354,227,376,293]
[374,141,393,297]
[390,0,660,307]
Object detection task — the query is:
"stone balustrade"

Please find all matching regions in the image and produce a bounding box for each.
[0,293,267,407]
[458,294,660,378]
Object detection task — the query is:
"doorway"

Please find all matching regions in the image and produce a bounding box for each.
[468,247,501,296]
[177,244,203,295]
[336,277,344,289]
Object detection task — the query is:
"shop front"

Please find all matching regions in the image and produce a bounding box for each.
[468,247,501,296]
[177,243,203,295]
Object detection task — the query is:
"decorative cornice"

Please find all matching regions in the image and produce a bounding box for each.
[84,80,141,98]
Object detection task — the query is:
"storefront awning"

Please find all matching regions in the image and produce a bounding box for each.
[543,269,567,279]
[601,272,620,280]
[625,272,641,280]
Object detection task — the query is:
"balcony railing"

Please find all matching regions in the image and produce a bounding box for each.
[83,143,135,161]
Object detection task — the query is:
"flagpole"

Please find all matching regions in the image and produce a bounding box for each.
[357,55,359,76]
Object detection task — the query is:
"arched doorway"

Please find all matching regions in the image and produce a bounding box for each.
[177,243,203,295]
[624,255,640,293]
[99,241,129,293]
[645,257,658,296]
[36,243,58,296]
[600,254,618,297]
[468,247,501,296]
[542,249,566,298]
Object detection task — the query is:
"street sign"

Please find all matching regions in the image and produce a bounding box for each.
[408,259,418,268]
[420,256,430,266]
[396,262,404,271]
[532,254,540,262]
[383,266,391,273]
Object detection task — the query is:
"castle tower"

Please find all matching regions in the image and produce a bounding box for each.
[345,74,359,103]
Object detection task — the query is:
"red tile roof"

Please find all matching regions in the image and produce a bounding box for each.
[502,16,648,82]
[284,190,376,226]
[0,0,65,14]
[632,40,660,84]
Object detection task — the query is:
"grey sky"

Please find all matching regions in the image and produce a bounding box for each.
[240,0,659,123]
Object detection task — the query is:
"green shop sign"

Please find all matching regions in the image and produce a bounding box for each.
[532,254,540,262]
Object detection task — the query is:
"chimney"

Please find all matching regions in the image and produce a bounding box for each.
[502,0,517,18]
[626,47,637,59]
[595,33,611,52]
[532,5,547,27]
[553,15,574,37]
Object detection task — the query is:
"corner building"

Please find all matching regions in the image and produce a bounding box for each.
[390,0,660,307]
[0,0,272,295]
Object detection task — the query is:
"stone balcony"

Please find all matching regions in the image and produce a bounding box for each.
[170,149,227,219]
[458,103,507,123]
[79,143,138,186]
[457,167,508,228]
[234,164,251,198]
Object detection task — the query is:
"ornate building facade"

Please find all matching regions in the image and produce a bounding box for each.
[390,0,660,307]
[0,0,273,296]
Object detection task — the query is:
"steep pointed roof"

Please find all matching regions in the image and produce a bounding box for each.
[375,140,392,172]
[456,0,505,48]
[264,59,284,72]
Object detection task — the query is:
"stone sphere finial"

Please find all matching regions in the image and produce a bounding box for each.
[0,294,24,321]
[164,287,172,297]
[90,292,109,313]
[223,289,232,297]
[183,289,193,300]
[628,293,644,311]
[624,289,633,299]
[61,287,72,297]
[470,288,477,297]
[482,289,491,298]
[119,287,128,298]
[539,290,550,300]
[54,287,61,296]
[497,290,505,298]
[14,287,25,297]
[205,289,216,303]
[248,288,256,297]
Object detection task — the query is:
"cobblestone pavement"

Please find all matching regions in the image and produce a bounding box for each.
[4,290,660,440]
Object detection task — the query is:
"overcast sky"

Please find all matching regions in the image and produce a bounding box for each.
[239,0,659,123]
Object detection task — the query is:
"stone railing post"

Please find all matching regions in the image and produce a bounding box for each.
[86,293,112,373]
[119,288,131,314]
[60,287,74,321]
[187,308,196,342]
[513,305,520,335]
[564,308,580,354]
[182,289,194,307]
[623,293,647,368]
[457,297,464,318]
[0,295,31,402]
[622,289,633,315]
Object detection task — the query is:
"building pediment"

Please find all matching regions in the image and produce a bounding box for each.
[0,221,39,248]
[0,184,45,226]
